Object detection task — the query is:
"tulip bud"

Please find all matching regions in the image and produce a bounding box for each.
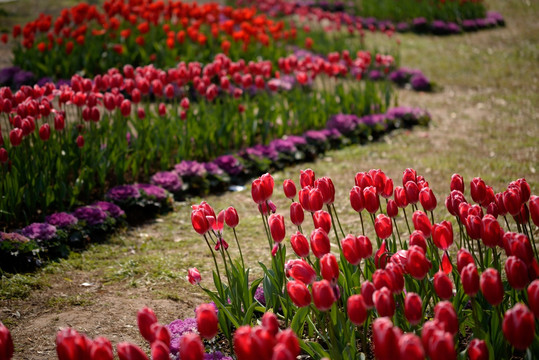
[363,186,380,214]
[398,333,425,360]
[315,177,335,204]
[394,186,408,208]
[191,209,210,235]
[434,271,453,300]
[412,210,431,237]
[0,148,8,163]
[419,187,437,211]
[467,339,488,360]
[505,256,529,290]
[457,248,475,273]
[374,214,392,239]
[480,268,504,306]
[268,214,285,243]
[404,292,423,326]
[285,259,316,284]
[196,304,218,340]
[251,173,274,204]
[409,231,427,253]
[283,179,296,199]
[404,181,419,205]
[312,280,336,311]
[300,168,315,188]
[261,312,279,337]
[402,168,417,185]
[502,303,535,350]
[529,195,539,227]
[90,337,113,360]
[361,281,375,309]
[461,263,479,296]
[347,294,367,326]
[527,280,539,319]
[286,281,311,307]
[406,245,431,280]
[320,253,339,282]
[187,268,201,285]
[373,317,400,360]
[386,199,398,218]
[481,214,502,248]
[117,342,149,360]
[450,174,464,193]
[349,186,365,212]
[137,307,158,342]
[434,301,458,335]
[179,333,204,360]
[432,221,453,250]
[426,329,456,360]
[76,135,84,148]
[313,210,331,234]
[355,172,372,188]
[150,341,169,360]
[310,228,330,258]
[0,322,14,360]
[503,188,522,216]
[276,329,300,357]
[382,178,394,199]
[39,123,50,141]
[470,177,486,204]
[150,324,170,347]
[373,287,395,317]
[224,206,239,228]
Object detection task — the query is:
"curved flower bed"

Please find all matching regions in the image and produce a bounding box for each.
[0,106,431,272]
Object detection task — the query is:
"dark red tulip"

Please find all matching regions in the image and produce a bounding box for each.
[382,178,394,199]
[409,230,427,252]
[440,251,453,275]
[502,303,535,350]
[0,148,8,163]
[529,195,539,227]
[465,214,482,240]
[434,271,453,300]
[150,324,170,347]
[300,168,315,188]
[386,199,398,218]
[310,228,330,258]
[137,307,158,342]
[224,206,239,228]
[191,209,210,235]
[251,173,274,204]
[515,203,529,224]
[385,263,405,294]
[481,214,502,248]
[480,268,504,306]
[120,99,131,117]
[320,253,339,283]
[349,186,365,212]
[470,177,486,204]
[363,186,380,214]
[289,202,304,226]
[90,337,113,360]
[432,221,453,250]
[406,245,431,280]
[434,301,458,335]
[412,210,431,237]
[150,341,169,360]
[196,303,218,340]
[38,123,50,141]
[355,171,373,189]
[426,329,456,360]
[421,320,443,352]
[505,256,529,290]
[313,210,331,234]
[261,312,279,337]
[276,329,300,357]
[457,248,475,273]
[480,185,495,208]
[399,333,425,360]
[450,174,464,193]
[269,214,285,243]
[373,287,395,317]
[347,294,367,326]
[394,186,408,208]
[419,187,437,211]
[299,186,324,212]
[286,281,311,307]
[76,135,85,148]
[117,343,148,360]
[467,339,488,360]
[374,214,392,239]
[374,240,390,269]
[372,317,400,360]
[361,281,375,309]
[285,259,316,285]
[402,168,417,186]
[528,280,539,319]
[290,232,309,258]
[0,322,14,360]
[503,188,522,216]
[446,190,467,216]
[486,201,499,218]
[495,192,508,216]
[283,179,296,199]
[404,181,419,205]
[341,234,372,265]
[372,269,393,291]
[9,128,23,147]
[502,232,534,264]
[272,343,294,360]
[56,328,92,360]
[404,292,423,326]
[461,263,479,296]
[312,280,336,311]
[315,177,335,204]
[390,250,408,273]
[179,333,204,360]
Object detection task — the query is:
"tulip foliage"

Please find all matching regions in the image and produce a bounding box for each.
[186,169,538,359]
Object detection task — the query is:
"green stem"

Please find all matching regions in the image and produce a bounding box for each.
[232,228,245,270]
[403,207,412,234]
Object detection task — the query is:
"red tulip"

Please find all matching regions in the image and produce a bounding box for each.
[404,292,423,326]
[528,280,539,319]
[394,186,408,208]
[9,128,23,147]
[461,263,479,296]
[495,192,508,216]
[502,303,535,350]
[341,234,372,265]
[315,177,335,204]
[151,341,169,360]
[290,232,309,258]
[313,210,331,234]
[372,269,393,291]
[191,209,210,235]
[286,281,311,307]
[409,230,427,252]
[421,320,443,352]
[515,179,531,203]
[320,253,339,282]
[502,232,534,264]
[150,324,170,347]
[117,343,149,360]
[419,187,437,211]
[312,280,336,311]
[272,343,293,360]
[299,186,324,212]
[56,328,92,360]
[0,148,8,163]
[180,97,190,110]
[432,221,453,250]
[39,123,50,141]
[289,202,304,226]
[426,329,456,360]
[372,317,400,360]
[529,195,539,227]
[347,294,367,326]
[470,177,486,204]
[252,173,274,204]
[404,181,419,205]
[374,214,392,239]
[374,240,390,269]
[382,178,394,199]
[505,256,529,290]
[355,171,373,189]
[179,333,204,360]
[363,186,380,214]
[481,185,495,208]
[187,268,201,285]
[481,214,502,248]
[283,179,296,199]
[310,228,330,258]
[385,263,405,294]
[467,339,488,360]
[440,251,453,275]
[406,245,431,280]
[446,190,467,216]
[373,287,395,317]
[90,337,113,360]
[261,312,279,336]
[480,268,504,306]
[76,135,84,148]
[269,214,285,243]
[386,199,398,218]
[0,322,14,360]
[361,281,375,309]
[450,174,464,193]
[434,301,458,335]
[412,211,431,237]
[434,271,453,300]
[137,307,158,342]
[224,206,239,228]
[120,99,131,117]
[285,259,316,285]
[300,168,315,188]
[457,248,475,273]
[196,303,218,340]
[276,329,300,357]
[349,186,365,212]
[399,333,425,360]
[465,214,482,240]
[402,168,417,185]
[503,188,522,216]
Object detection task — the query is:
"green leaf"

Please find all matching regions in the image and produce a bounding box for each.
[291,306,310,335]
[202,288,240,329]
[242,301,258,326]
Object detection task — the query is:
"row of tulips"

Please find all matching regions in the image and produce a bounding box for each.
[186,168,538,358]
[0,49,401,225]
[0,104,430,269]
[237,0,500,25]
[1,0,395,79]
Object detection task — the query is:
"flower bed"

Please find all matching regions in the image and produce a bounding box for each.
[0,104,430,271]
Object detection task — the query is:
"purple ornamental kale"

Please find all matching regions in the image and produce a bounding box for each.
[45,212,78,228]
[269,138,297,153]
[73,206,109,226]
[174,160,207,177]
[167,317,197,355]
[107,185,140,202]
[94,201,125,218]
[410,74,431,91]
[151,171,183,193]
[304,129,328,143]
[21,223,57,241]
[254,286,266,306]
[326,114,360,134]
[212,155,244,176]
[0,232,30,243]
[135,184,168,200]
[204,162,224,176]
